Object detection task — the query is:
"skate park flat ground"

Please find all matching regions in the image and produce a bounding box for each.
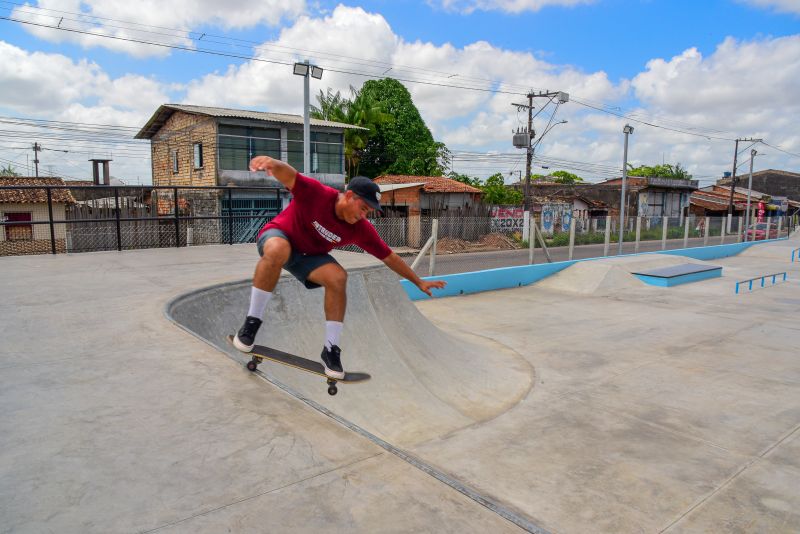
[2,236,799,533]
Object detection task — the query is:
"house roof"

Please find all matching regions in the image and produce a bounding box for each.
[374,175,483,194]
[135,104,367,139]
[378,183,425,193]
[704,184,770,199]
[0,177,76,204]
[691,190,751,211]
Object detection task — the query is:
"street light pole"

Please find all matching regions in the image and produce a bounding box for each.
[293,61,323,175]
[303,62,310,174]
[618,124,634,255]
[744,148,756,242]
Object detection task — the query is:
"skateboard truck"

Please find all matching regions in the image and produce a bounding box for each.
[246,354,340,395]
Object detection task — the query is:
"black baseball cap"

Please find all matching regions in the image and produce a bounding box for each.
[347,176,382,212]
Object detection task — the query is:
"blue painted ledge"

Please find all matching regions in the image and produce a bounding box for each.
[401,237,788,301]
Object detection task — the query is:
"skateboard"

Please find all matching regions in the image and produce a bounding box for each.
[226,335,370,395]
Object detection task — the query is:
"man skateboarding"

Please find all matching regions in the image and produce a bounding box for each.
[233,156,447,379]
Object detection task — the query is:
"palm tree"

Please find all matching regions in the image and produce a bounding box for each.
[311,86,389,178]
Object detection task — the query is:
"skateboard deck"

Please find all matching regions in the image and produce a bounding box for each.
[226,335,370,395]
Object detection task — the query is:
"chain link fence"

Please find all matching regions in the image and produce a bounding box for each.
[1,184,282,256]
[2,185,797,277]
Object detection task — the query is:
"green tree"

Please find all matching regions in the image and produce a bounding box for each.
[482,173,523,205]
[355,78,447,178]
[448,171,482,188]
[550,170,584,184]
[628,163,692,180]
[1,164,21,176]
[530,171,584,183]
[310,86,390,178]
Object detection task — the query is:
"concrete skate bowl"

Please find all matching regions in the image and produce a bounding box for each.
[167,265,533,446]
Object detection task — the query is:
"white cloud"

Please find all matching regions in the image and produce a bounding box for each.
[0,41,107,114]
[737,0,800,15]
[11,0,307,58]
[431,0,595,14]
[4,5,799,184]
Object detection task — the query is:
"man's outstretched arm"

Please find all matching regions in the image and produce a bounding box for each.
[249,156,298,190]
[382,252,446,297]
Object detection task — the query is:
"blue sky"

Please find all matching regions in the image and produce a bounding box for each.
[0,0,798,183]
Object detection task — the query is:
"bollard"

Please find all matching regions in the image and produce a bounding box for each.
[528,213,535,265]
[635,216,642,253]
[568,221,576,260]
[684,217,689,249]
[662,217,668,250]
[429,219,438,277]
[737,216,743,243]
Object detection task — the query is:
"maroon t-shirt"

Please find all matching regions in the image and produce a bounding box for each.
[258,173,392,260]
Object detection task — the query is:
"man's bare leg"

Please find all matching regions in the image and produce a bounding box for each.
[234,237,291,352]
[307,262,348,378]
[253,237,291,291]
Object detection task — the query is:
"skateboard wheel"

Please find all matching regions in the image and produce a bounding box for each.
[328,385,338,396]
[246,360,258,372]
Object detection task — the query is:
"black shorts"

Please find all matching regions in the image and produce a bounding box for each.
[257,229,339,290]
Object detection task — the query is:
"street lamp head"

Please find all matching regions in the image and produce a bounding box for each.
[751,149,757,156]
[310,65,323,79]
[623,124,634,134]
[293,62,309,76]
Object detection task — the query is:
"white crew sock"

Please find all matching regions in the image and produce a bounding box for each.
[325,321,344,349]
[247,287,272,319]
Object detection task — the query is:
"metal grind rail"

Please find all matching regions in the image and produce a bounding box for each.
[735,272,788,294]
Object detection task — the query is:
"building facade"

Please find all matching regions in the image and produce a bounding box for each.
[135,104,363,243]
[0,177,75,256]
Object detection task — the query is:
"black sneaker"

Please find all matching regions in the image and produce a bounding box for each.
[233,316,262,352]
[320,345,345,379]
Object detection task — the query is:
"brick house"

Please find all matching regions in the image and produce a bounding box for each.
[373,175,483,216]
[372,175,483,247]
[520,176,698,219]
[597,176,698,218]
[135,104,363,243]
[717,169,800,202]
[0,177,75,256]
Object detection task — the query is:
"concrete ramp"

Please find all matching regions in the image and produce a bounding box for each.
[738,240,800,260]
[535,254,718,296]
[167,266,533,446]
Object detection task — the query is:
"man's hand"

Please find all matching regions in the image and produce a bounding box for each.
[249,156,297,190]
[249,155,275,174]
[382,252,447,297]
[417,279,447,297]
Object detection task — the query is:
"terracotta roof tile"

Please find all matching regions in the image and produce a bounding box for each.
[0,177,76,204]
[374,175,483,194]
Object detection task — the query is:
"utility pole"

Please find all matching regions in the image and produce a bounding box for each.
[512,90,569,212]
[727,137,761,215]
[743,148,757,241]
[618,125,634,255]
[32,142,41,177]
[525,93,534,211]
